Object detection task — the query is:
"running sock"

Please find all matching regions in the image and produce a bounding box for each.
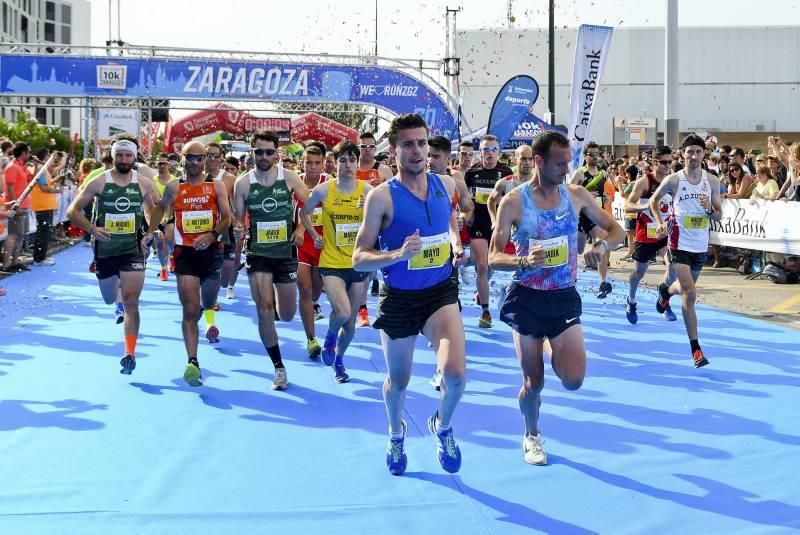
[124,333,137,356]
[390,428,404,439]
[436,415,451,433]
[308,335,316,342]
[267,344,284,369]
[627,296,636,304]
[690,339,701,352]
[334,354,343,367]
[203,309,215,327]
[481,304,489,312]
[188,357,199,366]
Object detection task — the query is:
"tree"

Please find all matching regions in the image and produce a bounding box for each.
[0,112,84,157]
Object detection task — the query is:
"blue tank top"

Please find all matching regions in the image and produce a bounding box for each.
[379,173,453,290]
[511,183,578,290]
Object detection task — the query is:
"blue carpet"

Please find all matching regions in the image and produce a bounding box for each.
[0,245,798,534]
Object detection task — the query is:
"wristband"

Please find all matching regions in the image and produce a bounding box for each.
[595,239,609,252]
[210,229,220,239]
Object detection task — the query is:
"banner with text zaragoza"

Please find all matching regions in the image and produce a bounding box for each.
[567,24,613,170]
[611,197,800,255]
[0,55,456,137]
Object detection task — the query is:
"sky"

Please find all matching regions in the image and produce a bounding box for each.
[89,0,800,61]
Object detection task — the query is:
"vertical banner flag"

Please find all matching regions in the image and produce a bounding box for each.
[567,25,614,170]
[487,75,540,150]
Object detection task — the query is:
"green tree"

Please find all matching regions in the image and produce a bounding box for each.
[0,112,84,157]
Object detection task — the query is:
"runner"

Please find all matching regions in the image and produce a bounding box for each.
[490,131,624,465]
[650,134,722,368]
[569,142,613,298]
[295,143,330,358]
[223,155,245,298]
[352,113,467,475]
[465,134,513,328]
[152,152,177,281]
[449,140,474,181]
[624,147,678,323]
[144,141,233,386]
[66,138,160,375]
[300,140,373,383]
[232,130,309,390]
[354,132,393,325]
[205,142,239,304]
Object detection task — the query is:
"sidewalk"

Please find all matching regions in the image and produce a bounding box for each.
[606,247,800,330]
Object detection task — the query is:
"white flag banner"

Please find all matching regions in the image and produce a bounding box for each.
[567,24,614,171]
[611,196,800,255]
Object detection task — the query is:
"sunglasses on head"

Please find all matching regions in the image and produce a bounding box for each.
[359,144,376,149]
[481,146,499,153]
[184,154,205,162]
[253,148,277,157]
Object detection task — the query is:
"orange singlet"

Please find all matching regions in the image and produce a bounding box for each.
[173,180,220,248]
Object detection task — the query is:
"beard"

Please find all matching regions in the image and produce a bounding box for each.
[256,159,273,172]
[115,162,133,174]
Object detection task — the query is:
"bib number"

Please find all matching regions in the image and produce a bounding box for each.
[310,207,323,226]
[646,222,658,239]
[182,210,213,233]
[335,222,360,247]
[475,187,492,205]
[529,236,568,268]
[257,221,287,244]
[595,196,603,208]
[408,232,449,270]
[104,213,136,234]
[682,214,708,229]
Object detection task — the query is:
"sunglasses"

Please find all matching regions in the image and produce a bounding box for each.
[206,152,221,159]
[359,144,376,149]
[586,152,600,157]
[184,154,205,162]
[253,148,277,157]
[481,146,499,153]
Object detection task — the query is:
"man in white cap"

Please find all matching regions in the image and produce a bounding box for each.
[67,134,161,375]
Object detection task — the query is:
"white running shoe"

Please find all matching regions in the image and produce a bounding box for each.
[523,433,547,465]
[429,369,443,391]
[272,368,288,391]
[226,287,235,299]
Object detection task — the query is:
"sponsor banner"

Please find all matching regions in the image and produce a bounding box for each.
[567,25,614,170]
[291,112,358,146]
[487,75,539,150]
[504,109,567,150]
[0,55,456,137]
[96,108,140,140]
[611,197,800,255]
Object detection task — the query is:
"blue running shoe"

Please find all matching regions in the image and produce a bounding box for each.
[625,298,638,325]
[427,412,462,473]
[333,365,350,384]
[386,420,408,476]
[321,331,337,367]
[120,354,136,375]
[663,305,677,322]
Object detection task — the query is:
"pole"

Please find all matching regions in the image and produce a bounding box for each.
[548,0,555,125]
[83,98,90,159]
[665,0,679,148]
[373,0,379,133]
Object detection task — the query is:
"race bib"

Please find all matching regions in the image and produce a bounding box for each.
[335,222,360,247]
[182,210,213,233]
[310,207,323,226]
[682,213,708,229]
[104,213,136,234]
[529,235,568,268]
[257,220,287,244]
[408,232,449,270]
[646,222,658,240]
[475,187,492,205]
[595,196,603,208]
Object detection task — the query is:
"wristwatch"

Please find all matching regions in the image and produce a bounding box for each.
[210,229,220,239]
[595,239,609,252]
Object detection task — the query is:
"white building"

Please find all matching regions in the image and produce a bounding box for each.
[456,25,800,150]
[1,0,91,135]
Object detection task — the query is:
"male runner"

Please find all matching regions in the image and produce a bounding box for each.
[650,134,722,368]
[205,142,239,304]
[624,146,678,323]
[67,138,160,375]
[490,131,624,465]
[353,113,467,476]
[300,140,372,383]
[354,132,393,325]
[153,152,176,281]
[145,141,233,386]
[232,130,309,391]
[569,142,613,298]
[449,140,474,181]
[465,134,513,328]
[295,143,330,358]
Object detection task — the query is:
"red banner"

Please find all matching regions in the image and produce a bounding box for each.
[291,113,358,146]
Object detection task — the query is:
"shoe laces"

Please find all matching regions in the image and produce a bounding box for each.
[388,437,404,462]
[525,434,545,454]
[439,429,458,459]
[693,349,705,362]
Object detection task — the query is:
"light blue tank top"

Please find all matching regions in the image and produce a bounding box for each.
[511,183,578,290]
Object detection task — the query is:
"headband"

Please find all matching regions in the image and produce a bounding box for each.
[111,139,138,158]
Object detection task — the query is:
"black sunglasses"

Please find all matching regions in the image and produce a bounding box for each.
[253,148,277,157]
[185,154,205,162]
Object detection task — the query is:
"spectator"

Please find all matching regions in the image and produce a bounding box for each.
[776,143,800,201]
[0,139,13,197]
[30,147,59,267]
[731,147,752,175]
[2,142,33,274]
[767,156,787,186]
[750,164,780,201]
[724,163,755,199]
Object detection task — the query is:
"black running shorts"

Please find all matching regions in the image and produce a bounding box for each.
[632,239,667,264]
[318,267,369,290]
[500,283,582,340]
[173,243,224,282]
[95,253,146,280]
[245,255,298,284]
[373,278,460,340]
[667,249,707,272]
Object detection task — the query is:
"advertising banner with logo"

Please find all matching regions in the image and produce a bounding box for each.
[486,75,539,151]
[504,109,567,150]
[0,55,456,137]
[611,197,800,255]
[291,113,358,146]
[96,108,140,140]
[567,25,614,170]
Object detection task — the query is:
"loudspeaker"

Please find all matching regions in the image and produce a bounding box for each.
[150,106,169,123]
